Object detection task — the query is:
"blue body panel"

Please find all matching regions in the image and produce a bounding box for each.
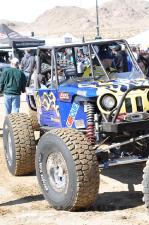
[37,89,62,128]
[35,79,147,128]
[36,85,87,128]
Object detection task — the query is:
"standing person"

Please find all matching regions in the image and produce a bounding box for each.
[131,46,138,60]
[137,53,149,78]
[0,58,26,114]
[20,49,35,84]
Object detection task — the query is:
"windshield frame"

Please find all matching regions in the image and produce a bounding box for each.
[91,40,145,81]
[36,40,145,89]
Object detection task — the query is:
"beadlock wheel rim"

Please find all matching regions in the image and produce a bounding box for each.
[46,152,69,192]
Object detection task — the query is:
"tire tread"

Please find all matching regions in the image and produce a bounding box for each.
[49,128,99,211]
[6,113,36,176]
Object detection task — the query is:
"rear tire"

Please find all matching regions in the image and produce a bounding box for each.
[3,113,36,176]
[28,108,39,131]
[35,128,99,211]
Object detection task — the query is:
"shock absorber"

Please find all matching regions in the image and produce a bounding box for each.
[86,103,95,144]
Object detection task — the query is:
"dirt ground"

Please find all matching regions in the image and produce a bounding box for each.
[0,134,149,225]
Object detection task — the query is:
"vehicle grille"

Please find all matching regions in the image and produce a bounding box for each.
[124,96,146,113]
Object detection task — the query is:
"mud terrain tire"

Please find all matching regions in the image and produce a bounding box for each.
[28,108,39,131]
[35,128,99,211]
[3,113,36,176]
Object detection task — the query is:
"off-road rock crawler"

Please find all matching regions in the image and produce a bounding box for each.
[3,39,149,211]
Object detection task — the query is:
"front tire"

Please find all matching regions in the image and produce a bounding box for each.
[36,128,99,211]
[142,160,149,212]
[3,113,36,176]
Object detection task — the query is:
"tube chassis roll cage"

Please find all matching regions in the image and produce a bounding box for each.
[96,86,149,154]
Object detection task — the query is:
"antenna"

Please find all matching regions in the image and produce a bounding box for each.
[95,0,102,39]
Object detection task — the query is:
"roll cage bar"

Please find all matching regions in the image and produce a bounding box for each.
[36,39,144,89]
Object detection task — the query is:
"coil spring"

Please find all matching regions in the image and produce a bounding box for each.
[86,103,95,144]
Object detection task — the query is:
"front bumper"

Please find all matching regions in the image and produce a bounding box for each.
[102,120,149,133]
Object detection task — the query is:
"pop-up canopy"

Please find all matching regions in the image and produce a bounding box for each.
[0,24,45,48]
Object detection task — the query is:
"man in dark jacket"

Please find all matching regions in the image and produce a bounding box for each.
[20,49,35,81]
[0,57,26,114]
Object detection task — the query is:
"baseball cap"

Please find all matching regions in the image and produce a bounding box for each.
[11,57,19,64]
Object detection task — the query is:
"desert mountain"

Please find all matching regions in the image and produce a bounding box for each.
[5,0,149,39]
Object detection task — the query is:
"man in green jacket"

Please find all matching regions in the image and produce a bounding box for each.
[0,57,26,114]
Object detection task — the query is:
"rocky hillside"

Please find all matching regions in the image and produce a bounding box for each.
[5,0,149,39]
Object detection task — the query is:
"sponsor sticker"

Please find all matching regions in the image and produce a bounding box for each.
[59,92,70,101]
[66,102,79,127]
[42,92,60,117]
[75,120,85,129]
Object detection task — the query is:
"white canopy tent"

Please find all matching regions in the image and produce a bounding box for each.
[127,30,149,49]
[43,33,80,45]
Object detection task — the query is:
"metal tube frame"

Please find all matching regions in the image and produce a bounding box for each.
[124,40,144,76]
[91,44,109,80]
[96,132,149,154]
[53,48,59,89]
[88,44,94,79]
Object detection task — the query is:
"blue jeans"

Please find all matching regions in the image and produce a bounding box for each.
[4,94,20,114]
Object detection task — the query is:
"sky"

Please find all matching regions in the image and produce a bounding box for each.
[1,0,149,23]
[0,0,110,22]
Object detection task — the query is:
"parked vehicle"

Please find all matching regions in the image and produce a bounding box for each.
[3,39,149,211]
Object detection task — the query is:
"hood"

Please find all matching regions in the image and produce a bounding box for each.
[58,78,149,98]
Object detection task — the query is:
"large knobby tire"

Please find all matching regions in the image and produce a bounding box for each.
[28,108,39,131]
[142,160,149,212]
[35,128,99,211]
[3,113,36,176]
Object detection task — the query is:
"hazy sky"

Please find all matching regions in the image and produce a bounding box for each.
[0,0,109,22]
[1,0,149,22]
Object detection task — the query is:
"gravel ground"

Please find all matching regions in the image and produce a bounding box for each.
[0,94,149,224]
[0,136,149,225]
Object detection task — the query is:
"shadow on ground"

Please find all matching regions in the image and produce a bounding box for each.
[0,194,44,207]
[101,163,145,187]
[0,190,143,212]
[90,163,145,211]
[91,191,143,211]
[0,164,145,212]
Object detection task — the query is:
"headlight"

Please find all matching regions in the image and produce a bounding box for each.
[100,94,117,111]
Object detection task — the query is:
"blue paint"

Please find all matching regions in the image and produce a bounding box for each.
[33,78,145,129]
[37,89,62,127]
[120,85,128,92]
